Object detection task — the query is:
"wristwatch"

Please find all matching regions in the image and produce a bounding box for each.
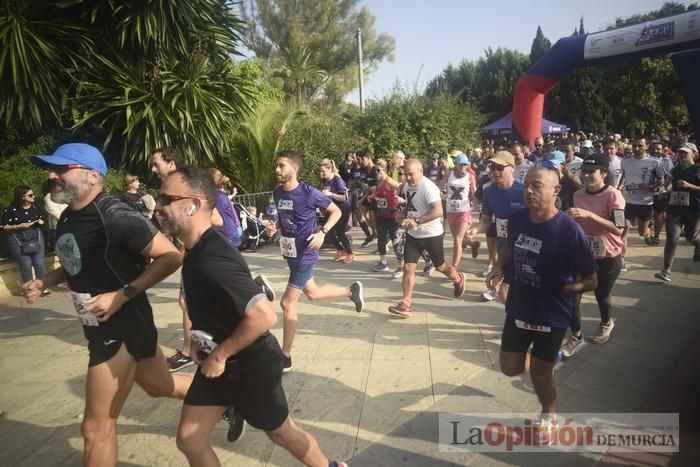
[320,227,329,234]
[123,284,138,300]
[416,217,422,225]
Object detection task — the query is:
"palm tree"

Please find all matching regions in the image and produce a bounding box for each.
[271,46,326,105]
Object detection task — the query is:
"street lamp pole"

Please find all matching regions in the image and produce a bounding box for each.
[356,28,364,112]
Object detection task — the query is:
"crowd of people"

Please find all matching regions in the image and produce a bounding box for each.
[0,131,698,465]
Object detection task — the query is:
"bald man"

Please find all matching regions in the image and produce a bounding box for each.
[388,159,466,317]
[487,166,597,444]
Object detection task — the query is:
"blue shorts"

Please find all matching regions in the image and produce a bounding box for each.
[286,261,315,289]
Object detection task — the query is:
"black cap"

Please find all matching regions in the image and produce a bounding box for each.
[581,154,609,169]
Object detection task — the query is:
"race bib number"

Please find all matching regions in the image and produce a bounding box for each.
[587,235,605,257]
[448,199,468,212]
[624,183,639,193]
[376,198,388,209]
[496,218,508,238]
[70,291,99,327]
[515,319,551,333]
[191,330,217,356]
[669,191,690,206]
[280,235,298,258]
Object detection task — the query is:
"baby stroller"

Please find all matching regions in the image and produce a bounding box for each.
[235,203,273,251]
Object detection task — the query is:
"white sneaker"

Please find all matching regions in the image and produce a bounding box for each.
[560,334,585,357]
[481,288,497,301]
[392,267,404,279]
[481,264,493,278]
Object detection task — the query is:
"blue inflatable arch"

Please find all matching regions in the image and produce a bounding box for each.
[513,10,700,147]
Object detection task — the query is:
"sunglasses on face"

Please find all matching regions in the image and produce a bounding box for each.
[489,163,507,172]
[156,193,207,206]
[25,193,35,197]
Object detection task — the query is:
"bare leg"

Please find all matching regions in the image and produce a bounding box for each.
[486,236,497,268]
[303,278,351,301]
[177,404,227,467]
[135,345,192,399]
[401,262,418,305]
[450,222,469,268]
[82,344,137,467]
[266,416,330,467]
[435,262,460,282]
[530,355,557,415]
[499,350,528,377]
[280,286,303,356]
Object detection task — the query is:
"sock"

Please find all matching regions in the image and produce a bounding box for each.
[359,221,370,237]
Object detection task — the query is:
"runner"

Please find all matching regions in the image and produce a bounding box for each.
[446,153,479,270]
[654,143,700,282]
[26,143,192,466]
[371,159,404,275]
[319,158,354,264]
[561,155,626,357]
[488,166,596,443]
[356,150,378,247]
[155,167,347,467]
[387,159,466,318]
[650,141,676,245]
[620,137,665,248]
[511,142,533,184]
[272,151,364,372]
[468,151,526,302]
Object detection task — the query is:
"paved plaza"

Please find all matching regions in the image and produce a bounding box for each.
[0,231,698,466]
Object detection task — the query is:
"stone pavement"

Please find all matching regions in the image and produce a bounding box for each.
[0,230,698,466]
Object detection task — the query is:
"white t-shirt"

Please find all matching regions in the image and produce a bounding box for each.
[513,161,533,184]
[404,177,444,238]
[567,160,583,182]
[620,156,664,206]
[446,171,472,213]
[608,157,623,189]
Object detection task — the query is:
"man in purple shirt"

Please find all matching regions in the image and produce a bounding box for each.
[272,151,365,372]
[487,166,597,443]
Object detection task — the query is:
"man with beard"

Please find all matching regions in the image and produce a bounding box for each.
[157,167,348,467]
[487,166,596,444]
[24,143,192,466]
[272,151,365,372]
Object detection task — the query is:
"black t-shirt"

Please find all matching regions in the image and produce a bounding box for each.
[426,164,441,182]
[55,193,157,339]
[339,163,352,184]
[349,166,363,190]
[366,166,378,189]
[1,203,43,242]
[182,228,266,345]
[668,163,700,215]
[120,191,148,216]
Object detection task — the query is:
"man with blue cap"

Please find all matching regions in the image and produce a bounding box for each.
[24,143,192,466]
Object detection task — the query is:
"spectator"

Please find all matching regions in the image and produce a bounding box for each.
[209,168,242,247]
[120,174,150,217]
[1,186,50,295]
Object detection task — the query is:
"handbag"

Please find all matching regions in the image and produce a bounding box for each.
[14,234,40,255]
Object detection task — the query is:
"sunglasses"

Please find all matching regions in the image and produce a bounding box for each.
[156,193,207,206]
[51,164,90,174]
[489,163,507,172]
[25,193,35,197]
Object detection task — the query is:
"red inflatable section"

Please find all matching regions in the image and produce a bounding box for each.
[512,74,559,149]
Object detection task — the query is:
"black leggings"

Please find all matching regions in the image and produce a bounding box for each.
[326,209,353,253]
[663,212,700,270]
[376,216,399,257]
[571,255,622,333]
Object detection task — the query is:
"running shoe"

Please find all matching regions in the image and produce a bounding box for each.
[652,237,660,245]
[592,321,615,344]
[481,288,497,301]
[167,349,194,372]
[536,414,557,446]
[480,264,493,278]
[654,270,671,282]
[282,354,293,373]
[644,235,654,246]
[392,267,404,279]
[453,272,466,298]
[560,334,586,357]
[333,250,346,262]
[620,255,628,272]
[342,253,355,264]
[372,261,389,272]
[223,406,246,443]
[253,274,275,302]
[422,263,435,276]
[471,240,481,259]
[329,462,349,467]
[388,301,412,318]
[349,281,364,312]
[41,289,51,297]
[361,234,376,248]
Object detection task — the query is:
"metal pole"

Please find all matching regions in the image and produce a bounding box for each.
[357,28,364,112]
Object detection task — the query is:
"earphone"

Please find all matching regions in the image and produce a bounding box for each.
[187,205,195,216]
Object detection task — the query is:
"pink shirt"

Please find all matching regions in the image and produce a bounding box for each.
[573,186,626,258]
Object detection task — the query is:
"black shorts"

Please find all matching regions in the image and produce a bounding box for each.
[87,314,158,367]
[653,196,669,212]
[500,316,567,363]
[625,204,652,222]
[404,234,445,266]
[184,334,289,432]
[486,223,497,238]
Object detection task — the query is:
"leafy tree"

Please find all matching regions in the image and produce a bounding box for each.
[240,0,395,104]
[529,26,551,66]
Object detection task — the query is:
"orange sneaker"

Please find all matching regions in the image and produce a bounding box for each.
[333,250,345,262]
[342,253,355,264]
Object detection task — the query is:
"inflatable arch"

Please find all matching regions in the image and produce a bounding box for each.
[512,10,700,148]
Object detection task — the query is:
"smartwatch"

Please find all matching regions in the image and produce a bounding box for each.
[123,284,139,300]
[321,227,329,234]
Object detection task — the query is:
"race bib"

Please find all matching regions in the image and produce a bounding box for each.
[624,183,639,193]
[448,199,468,212]
[376,198,388,209]
[191,330,218,361]
[496,218,509,238]
[279,235,297,258]
[70,291,99,327]
[586,235,605,257]
[669,191,690,206]
[515,319,551,333]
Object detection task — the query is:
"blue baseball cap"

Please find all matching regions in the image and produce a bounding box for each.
[454,153,470,165]
[32,143,108,176]
[548,150,565,165]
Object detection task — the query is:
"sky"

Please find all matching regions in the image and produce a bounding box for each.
[345,0,690,104]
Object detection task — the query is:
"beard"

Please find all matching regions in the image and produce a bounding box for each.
[50,177,88,204]
[156,211,185,237]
